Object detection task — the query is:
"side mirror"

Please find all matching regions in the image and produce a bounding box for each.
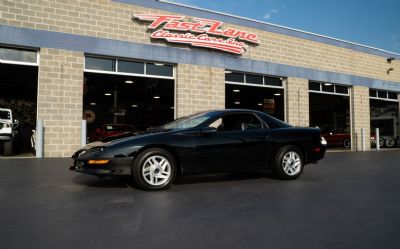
[200,127,217,136]
[13,119,20,128]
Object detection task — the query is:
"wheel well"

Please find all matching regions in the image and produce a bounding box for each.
[133,145,182,175]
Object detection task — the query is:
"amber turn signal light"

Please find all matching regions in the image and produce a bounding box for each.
[88,159,110,165]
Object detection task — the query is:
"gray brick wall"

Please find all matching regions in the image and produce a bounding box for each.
[286,77,309,127]
[37,48,84,157]
[176,64,225,117]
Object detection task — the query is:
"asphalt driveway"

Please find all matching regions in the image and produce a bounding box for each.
[0,151,399,249]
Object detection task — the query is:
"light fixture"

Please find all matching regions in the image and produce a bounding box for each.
[257,103,263,106]
[154,63,165,66]
[90,102,96,106]
[226,70,232,74]
[274,93,281,96]
[104,93,112,96]
[234,101,240,105]
[132,104,138,108]
[387,57,395,63]
[153,96,160,99]
[125,80,134,84]
[170,106,175,109]
[387,68,394,74]
[233,89,240,92]
[324,83,332,86]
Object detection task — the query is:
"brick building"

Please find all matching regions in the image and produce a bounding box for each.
[0,0,399,157]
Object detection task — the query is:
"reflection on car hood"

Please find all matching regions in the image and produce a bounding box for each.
[99,128,171,143]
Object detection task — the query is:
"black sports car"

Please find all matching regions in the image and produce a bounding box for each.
[71,109,326,190]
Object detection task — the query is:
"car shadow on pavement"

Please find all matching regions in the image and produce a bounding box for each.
[70,171,278,189]
[71,174,132,188]
[173,171,277,185]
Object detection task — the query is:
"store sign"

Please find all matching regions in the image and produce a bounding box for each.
[134,14,260,55]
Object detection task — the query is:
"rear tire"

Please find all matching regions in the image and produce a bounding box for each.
[273,145,304,180]
[385,137,396,148]
[3,141,13,156]
[131,148,176,191]
[343,139,351,149]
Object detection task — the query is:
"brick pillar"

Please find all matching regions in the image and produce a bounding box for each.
[37,48,84,157]
[351,86,371,151]
[286,77,309,126]
[176,64,225,117]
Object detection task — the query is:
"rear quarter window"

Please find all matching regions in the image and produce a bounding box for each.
[258,113,291,129]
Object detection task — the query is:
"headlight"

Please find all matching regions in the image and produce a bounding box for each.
[87,146,105,153]
[321,137,327,145]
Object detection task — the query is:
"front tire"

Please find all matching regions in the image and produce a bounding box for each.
[132,148,176,191]
[378,138,385,148]
[3,141,13,156]
[273,145,304,180]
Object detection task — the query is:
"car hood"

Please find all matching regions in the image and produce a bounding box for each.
[82,128,171,149]
[72,128,175,159]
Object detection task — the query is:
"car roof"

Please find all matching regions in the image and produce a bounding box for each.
[200,109,264,116]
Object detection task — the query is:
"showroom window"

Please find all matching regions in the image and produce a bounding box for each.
[83,55,175,142]
[0,46,38,65]
[369,89,399,149]
[309,82,349,95]
[84,55,174,78]
[0,45,39,156]
[225,71,283,87]
[309,81,351,150]
[225,71,285,121]
[369,89,399,101]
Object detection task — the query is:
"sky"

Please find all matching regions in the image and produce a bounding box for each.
[166,0,400,54]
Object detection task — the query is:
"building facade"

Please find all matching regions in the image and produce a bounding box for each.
[0,0,399,157]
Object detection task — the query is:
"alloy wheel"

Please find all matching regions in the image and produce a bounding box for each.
[282,151,301,176]
[142,155,172,186]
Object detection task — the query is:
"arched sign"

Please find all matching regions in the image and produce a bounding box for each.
[134,14,260,55]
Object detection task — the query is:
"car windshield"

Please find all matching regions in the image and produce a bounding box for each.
[162,113,212,130]
[0,110,11,120]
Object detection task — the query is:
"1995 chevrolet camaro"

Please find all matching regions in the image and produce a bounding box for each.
[71,109,326,190]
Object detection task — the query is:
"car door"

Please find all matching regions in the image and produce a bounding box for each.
[192,113,269,174]
[232,114,270,171]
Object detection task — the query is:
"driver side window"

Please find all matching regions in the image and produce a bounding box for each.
[208,113,262,132]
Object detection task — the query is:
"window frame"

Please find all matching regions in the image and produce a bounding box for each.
[369,88,399,102]
[207,112,266,132]
[308,81,350,96]
[0,45,39,66]
[84,55,175,80]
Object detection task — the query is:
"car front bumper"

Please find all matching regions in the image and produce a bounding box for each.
[0,135,12,141]
[70,157,133,176]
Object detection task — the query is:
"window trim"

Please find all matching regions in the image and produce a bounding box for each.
[369,89,399,102]
[308,81,350,96]
[84,55,175,80]
[225,70,284,89]
[226,81,284,90]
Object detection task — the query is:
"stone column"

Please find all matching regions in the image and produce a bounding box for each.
[176,64,225,117]
[351,86,371,151]
[37,48,84,157]
[286,77,309,127]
